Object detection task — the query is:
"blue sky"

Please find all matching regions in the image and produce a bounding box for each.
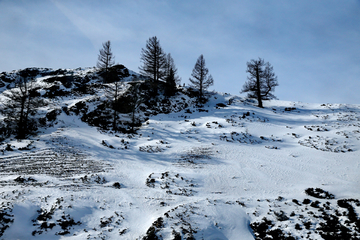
[1,0,359,104]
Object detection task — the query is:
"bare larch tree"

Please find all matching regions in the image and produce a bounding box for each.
[97,40,115,74]
[189,54,214,102]
[241,58,278,108]
[0,73,45,139]
[139,36,166,95]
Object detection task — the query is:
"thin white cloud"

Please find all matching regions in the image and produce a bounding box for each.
[51,0,111,49]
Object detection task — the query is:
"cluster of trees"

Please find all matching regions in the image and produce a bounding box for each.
[95,37,216,132]
[96,41,129,131]
[97,37,215,101]
[97,37,278,109]
[0,36,279,140]
[138,36,215,102]
[136,37,278,108]
[139,36,180,96]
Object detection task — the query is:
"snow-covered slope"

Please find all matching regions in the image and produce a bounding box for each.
[0,68,359,239]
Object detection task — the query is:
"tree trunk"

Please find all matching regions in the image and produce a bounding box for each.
[131,108,135,133]
[199,68,204,101]
[17,96,26,139]
[112,83,119,131]
[112,108,117,131]
[255,67,263,108]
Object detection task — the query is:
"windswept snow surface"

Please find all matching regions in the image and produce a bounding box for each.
[0,92,360,239]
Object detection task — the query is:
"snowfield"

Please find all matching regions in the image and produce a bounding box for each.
[0,68,359,239]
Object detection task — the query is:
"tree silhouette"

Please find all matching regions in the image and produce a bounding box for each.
[97,40,115,75]
[0,72,45,139]
[189,54,214,102]
[241,58,278,108]
[126,82,143,132]
[163,53,181,96]
[139,36,166,95]
[104,70,122,132]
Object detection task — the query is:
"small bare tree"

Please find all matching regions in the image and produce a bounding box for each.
[126,82,143,133]
[189,54,214,102]
[241,58,278,108]
[104,70,122,131]
[97,40,115,74]
[0,73,45,139]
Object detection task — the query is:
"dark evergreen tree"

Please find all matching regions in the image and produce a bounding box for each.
[139,36,166,94]
[189,54,214,102]
[97,40,115,75]
[0,73,45,139]
[163,53,181,96]
[164,68,176,97]
[241,58,278,108]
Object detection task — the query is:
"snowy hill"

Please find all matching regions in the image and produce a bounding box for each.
[0,67,359,239]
